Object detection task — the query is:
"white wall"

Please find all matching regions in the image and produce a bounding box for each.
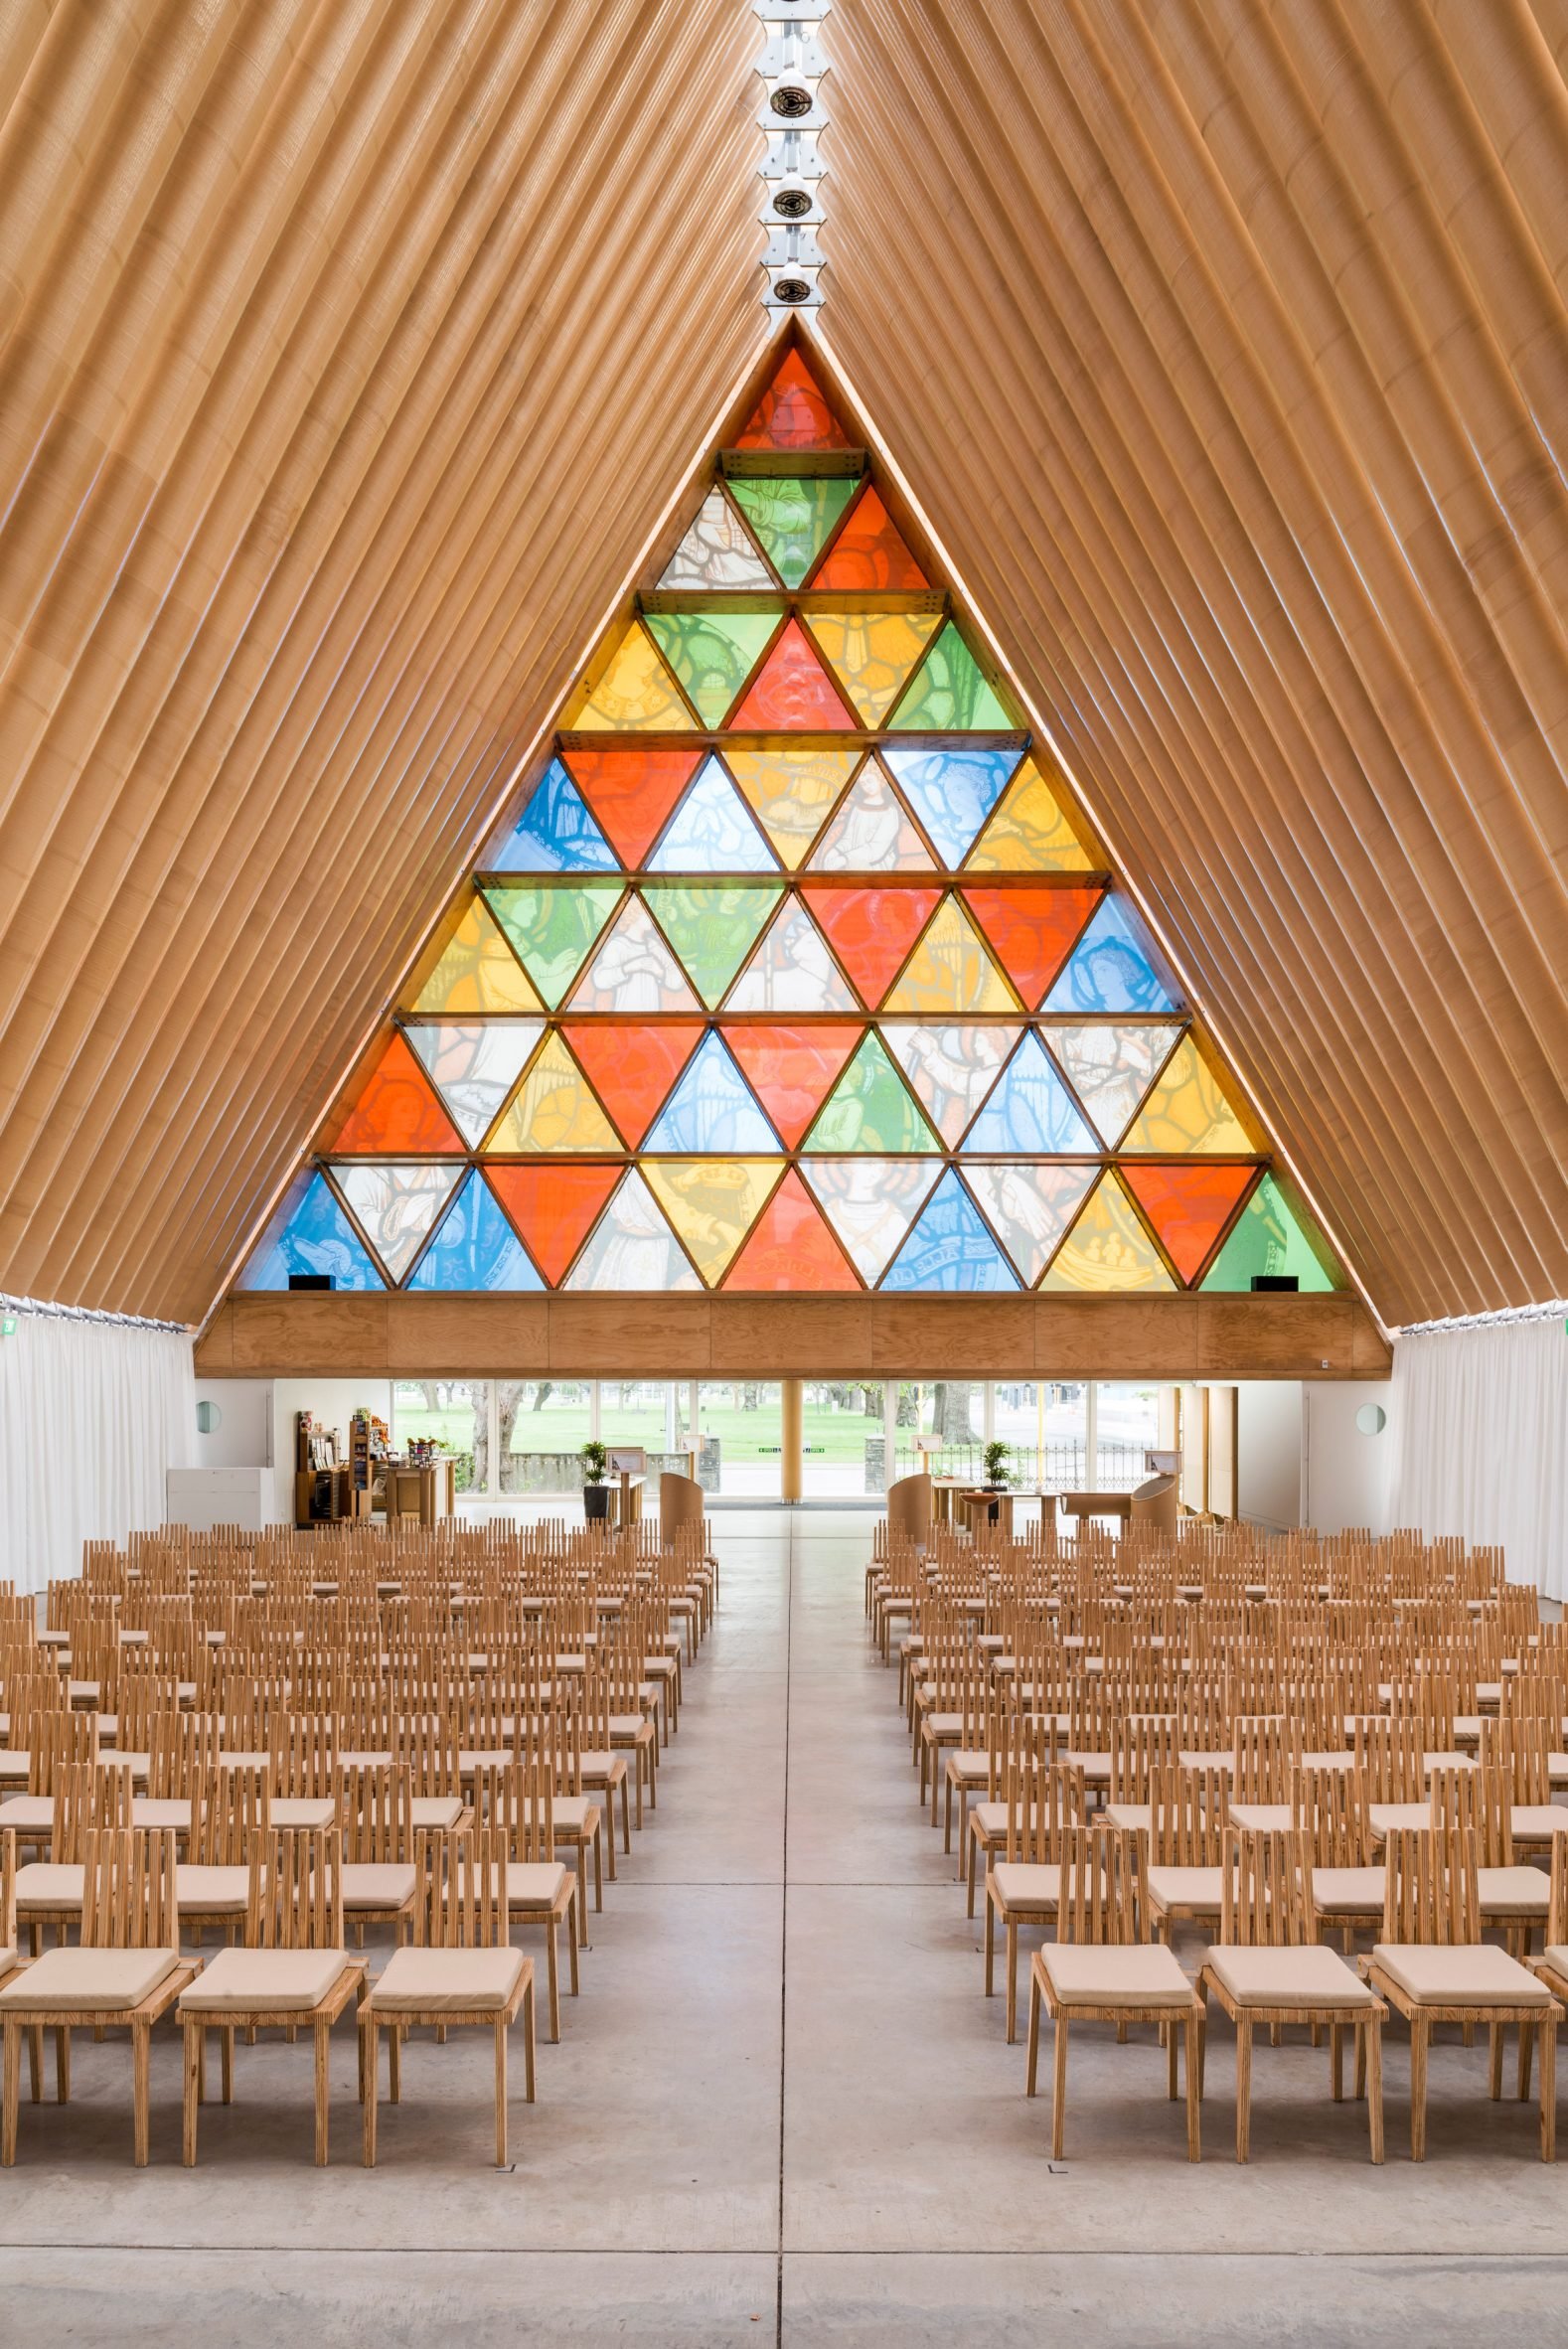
[1236,1381,1302,1531]
[1302,1378,1396,1536]
[270,1378,393,1523]
[194,1379,271,1469]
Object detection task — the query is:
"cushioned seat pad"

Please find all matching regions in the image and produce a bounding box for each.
[15,1863,84,1909]
[369,1945,525,2014]
[1371,1942,1556,2005]
[176,1864,251,1914]
[1309,1865,1386,1912]
[0,1946,179,2011]
[1145,1864,1227,1912]
[1039,1943,1196,2007]
[180,1947,350,2012]
[1205,1944,1378,2008]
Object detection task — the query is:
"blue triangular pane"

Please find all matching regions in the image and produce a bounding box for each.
[880,748,1019,867]
[880,1170,1019,1292]
[406,1174,545,1292]
[237,1172,382,1291]
[643,1031,781,1152]
[1043,895,1176,1014]
[961,1032,1098,1153]
[647,755,776,872]
[491,757,619,872]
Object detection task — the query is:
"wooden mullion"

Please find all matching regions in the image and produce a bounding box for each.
[554,728,1029,754]
[719,448,865,478]
[640,588,948,616]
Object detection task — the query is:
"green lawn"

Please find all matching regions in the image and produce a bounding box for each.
[389,1392,882,1467]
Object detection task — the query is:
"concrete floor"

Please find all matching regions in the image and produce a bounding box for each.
[1,1511,1563,2343]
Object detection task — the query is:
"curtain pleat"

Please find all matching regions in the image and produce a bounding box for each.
[1391,1321,1568,1597]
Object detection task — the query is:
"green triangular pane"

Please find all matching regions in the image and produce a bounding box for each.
[804,1030,939,1154]
[480,882,623,1010]
[642,882,783,1008]
[1200,1174,1339,1293]
[890,622,1014,730]
[727,476,859,588]
[644,610,781,727]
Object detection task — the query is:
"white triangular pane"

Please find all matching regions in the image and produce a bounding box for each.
[332,1164,465,1283]
[962,1032,1099,1153]
[564,897,701,1013]
[725,898,859,1012]
[648,756,777,872]
[658,487,774,589]
[962,1163,1096,1287]
[563,1170,702,1292]
[799,1159,941,1283]
[1045,1023,1175,1147]
[808,761,935,871]
[644,1033,781,1152]
[879,1022,1019,1146]
[402,1019,545,1145]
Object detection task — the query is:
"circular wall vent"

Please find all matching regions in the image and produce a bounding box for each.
[769,84,813,118]
[773,276,811,304]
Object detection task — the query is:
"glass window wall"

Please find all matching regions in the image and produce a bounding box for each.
[497,1379,592,1494]
[695,1381,782,1497]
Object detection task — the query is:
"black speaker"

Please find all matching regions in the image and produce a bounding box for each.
[288,1273,333,1292]
[1250,1275,1299,1293]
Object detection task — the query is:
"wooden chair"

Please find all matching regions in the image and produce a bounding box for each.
[1198,1827,1385,2162]
[1297,1764,1385,1947]
[339,1763,419,1947]
[1025,1823,1202,2160]
[471,1759,578,2042]
[0,1828,195,2165]
[359,1828,536,2167]
[1144,1765,1230,1944]
[965,1706,1058,1918]
[984,1757,1086,2042]
[178,1765,269,1942]
[1430,1765,1550,1956]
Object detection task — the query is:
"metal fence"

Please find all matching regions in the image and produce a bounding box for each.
[867,1439,1152,1496]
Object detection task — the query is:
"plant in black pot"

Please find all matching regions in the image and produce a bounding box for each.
[581,1439,610,1521]
[982,1438,1013,1491]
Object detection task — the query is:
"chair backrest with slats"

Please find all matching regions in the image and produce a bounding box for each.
[471,1757,553,1862]
[189,1764,270,1867]
[1005,1756,1085,1865]
[52,1760,134,1862]
[1291,1762,1369,1867]
[147,1710,224,1799]
[1221,1827,1308,1946]
[258,1826,342,1950]
[28,1708,97,1795]
[1149,1764,1226,1866]
[340,1763,413,1864]
[1230,1715,1304,1803]
[423,1827,510,1950]
[1382,1823,1481,1945]
[1054,1822,1137,1945]
[1429,1764,1512,1868]
[80,1827,179,1950]
[1108,1713,1179,1802]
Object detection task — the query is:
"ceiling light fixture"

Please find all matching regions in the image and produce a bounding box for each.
[756,2,830,310]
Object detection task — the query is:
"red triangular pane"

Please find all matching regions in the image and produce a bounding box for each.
[724,1024,864,1150]
[561,748,703,868]
[560,1020,704,1148]
[810,486,927,590]
[1121,1163,1258,1287]
[960,885,1103,1011]
[487,1164,621,1287]
[801,886,942,1009]
[732,619,855,730]
[723,1169,861,1290]
[735,348,850,451]
[329,1033,464,1153]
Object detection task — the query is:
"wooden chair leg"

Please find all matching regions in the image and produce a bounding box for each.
[25,2022,38,2107]
[1489,2021,1504,2102]
[362,2022,378,2167]
[1168,2016,1178,2101]
[523,1977,536,2104]
[313,2017,330,2166]
[1331,2021,1342,2103]
[966,1827,979,1919]
[1539,2019,1556,2163]
[984,1887,996,1999]
[1050,2017,1068,2160]
[1518,2016,1534,2101]
[494,2019,508,2166]
[132,2023,152,2168]
[54,2025,70,2105]
[1365,2019,1384,2164]
[389,2020,401,2104]
[1025,1972,1041,2097]
[566,1893,580,1997]
[1006,1920,1019,2043]
[1234,2017,1252,2164]
[1409,2014,1429,2161]
[183,2022,201,2166]
[1184,2010,1201,2162]
[221,2026,234,2105]
[3,2019,20,2164]
[545,1918,560,2043]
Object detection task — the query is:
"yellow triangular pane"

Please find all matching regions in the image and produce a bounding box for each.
[573,623,694,731]
[641,1159,784,1287]
[406,897,542,1016]
[1121,1033,1253,1154]
[882,895,1018,1014]
[805,610,943,726]
[1041,1174,1175,1292]
[966,754,1093,872]
[485,1032,620,1154]
[724,748,862,869]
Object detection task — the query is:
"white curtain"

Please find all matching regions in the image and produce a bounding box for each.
[1391,1320,1568,1598]
[0,1313,195,1595]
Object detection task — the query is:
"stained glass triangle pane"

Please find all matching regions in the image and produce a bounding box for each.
[810,486,927,589]
[880,748,1019,867]
[881,1170,1019,1292]
[1200,1173,1339,1293]
[723,897,861,1012]
[642,1159,785,1287]
[804,609,943,725]
[643,609,781,728]
[333,1163,465,1284]
[237,1171,382,1292]
[563,1169,701,1291]
[1121,1163,1258,1288]
[647,755,778,872]
[658,486,774,589]
[722,1168,861,1290]
[1040,1173,1176,1292]
[959,1032,1098,1154]
[727,476,859,588]
[643,1032,782,1152]
[882,894,1017,1015]
[804,1030,939,1154]
[880,1022,1020,1147]
[960,885,1102,1011]
[642,882,782,1007]
[573,622,694,729]
[731,617,855,728]
[1120,1033,1253,1155]
[405,1173,546,1292]
[966,754,1093,872]
[807,762,935,871]
[565,897,702,1013]
[559,1020,703,1148]
[402,1019,545,1147]
[800,885,940,1009]
[329,1033,464,1153]
[735,348,850,450]
[487,1164,620,1286]
[725,747,862,870]
[481,882,623,1009]
[407,901,544,1019]
[485,1032,621,1155]
[962,1163,1097,1287]
[1043,895,1177,1014]
[799,1158,941,1284]
[490,757,619,873]
[1046,1023,1177,1148]
[888,622,1014,729]
[724,1024,862,1149]
[560,749,703,868]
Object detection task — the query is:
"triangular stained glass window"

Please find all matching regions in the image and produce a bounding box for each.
[1201,1174,1340,1294]
[724,747,862,869]
[724,897,860,1013]
[889,622,1014,729]
[481,882,623,1010]
[800,886,940,1009]
[736,349,852,451]
[960,885,1102,1011]
[810,486,926,590]
[880,748,1019,868]
[406,901,544,1019]
[804,1031,939,1155]
[563,1169,701,1292]
[722,1169,861,1290]
[237,1171,382,1292]
[962,1163,1097,1287]
[882,894,1018,1016]
[960,1032,1099,1156]
[805,609,943,726]
[487,1164,620,1286]
[560,1021,703,1148]
[647,756,778,872]
[484,1031,621,1155]
[798,1159,941,1285]
[966,753,1094,872]
[642,1160,785,1287]
[643,882,782,1008]
[491,758,619,873]
[727,476,859,588]
[1041,1173,1176,1292]
[1120,1163,1258,1288]
[1046,1023,1178,1149]
[1044,895,1177,1015]
[658,487,774,590]
[643,1032,782,1154]
[566,897,702,1014]
[725,1025,862,1149]
[643,610,781,729]
[561,749,703,868]
[332,1163,466,1284]
[878,1023,1019,1148]
[329,1033,465,1154]
[1120,1033,1254,1156]
[881,1171,1019,1293]
[808,761,935,871]
[405,1174,545,1292]
[731,618,855,729]
[572,623,693,730]
[402,1019,545,1148]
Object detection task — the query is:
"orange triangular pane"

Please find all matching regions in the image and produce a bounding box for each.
[724,1024,863,1150]
[960,886,1103,1012]
[801,886,941,1009]
[735,348,850,452]
[731,619,855,730]
[810,486,927,590]
[1120,1163,1258,1288]
[722,1169,860,1291]
[560,1020,704,1148]
[329,1033,464,1153]
[487,1164,621,1288]
[561,749,703,869]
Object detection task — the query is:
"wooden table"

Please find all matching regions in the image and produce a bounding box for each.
[931,1478,967,1528]
[383,1459,456,1525]
[961,1487,1016,1539]
[1058,1489,1133,1527]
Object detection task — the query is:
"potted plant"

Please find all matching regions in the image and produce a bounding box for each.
[982,1438,1013,1490]
[580,1438,610,1521]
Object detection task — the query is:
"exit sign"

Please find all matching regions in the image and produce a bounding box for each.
[0,1315,16,1336]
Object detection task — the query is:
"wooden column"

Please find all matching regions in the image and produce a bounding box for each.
[781,1379,804,1503]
